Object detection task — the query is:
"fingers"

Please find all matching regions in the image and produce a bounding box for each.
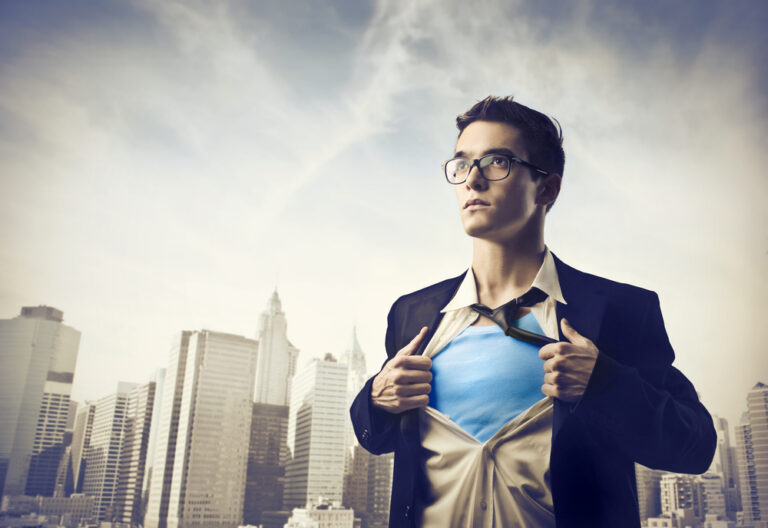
[390,369,433,384]
[538,343,556,360]
[394,383,431,397]
[395,326,429,357]
[390,354,432,371]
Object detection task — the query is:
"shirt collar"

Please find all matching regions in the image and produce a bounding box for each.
[441,247,567,313]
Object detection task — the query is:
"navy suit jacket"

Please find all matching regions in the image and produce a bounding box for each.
[350,253,716,527]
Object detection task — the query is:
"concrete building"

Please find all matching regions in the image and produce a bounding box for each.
[80,382,137,522]
[735,382,768,526]
[284,355,347,510]
[254,291,299,406]
[165,330,258,528]
[635,464,664,524]
[365,453,393,528]
[700,473,727,520]
[284,498,354,528]
[70,402,95,493]
[0,306,80,498]
[711,415,741,520]
[243,403,289,526]
[146,333,192,528]
[114,380,156,526]
[660,473,703,521]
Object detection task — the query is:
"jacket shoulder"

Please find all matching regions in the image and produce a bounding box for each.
[390,271,467,311]
[553,254,658,304]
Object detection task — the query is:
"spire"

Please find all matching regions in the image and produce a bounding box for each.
[267,288,283,314]
[348,325,363,358]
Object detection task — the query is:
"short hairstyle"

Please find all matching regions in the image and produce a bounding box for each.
[456,96,564,211]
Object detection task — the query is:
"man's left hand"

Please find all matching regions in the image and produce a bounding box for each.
[538,318,599,402]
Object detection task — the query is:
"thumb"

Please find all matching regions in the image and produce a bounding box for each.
[561,318,589,345]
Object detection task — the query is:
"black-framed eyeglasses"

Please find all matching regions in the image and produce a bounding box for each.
[442,153,549,185]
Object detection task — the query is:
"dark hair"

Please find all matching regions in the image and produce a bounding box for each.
[456,96,564,211]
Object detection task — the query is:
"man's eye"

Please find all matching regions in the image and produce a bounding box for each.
[491,156,509,168]
[455,160,469,171]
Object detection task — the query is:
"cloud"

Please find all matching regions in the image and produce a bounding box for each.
[0,0,765,423]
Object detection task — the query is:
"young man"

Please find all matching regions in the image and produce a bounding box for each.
[350,96,716,528]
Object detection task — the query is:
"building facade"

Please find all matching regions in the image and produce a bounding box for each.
[284,354,347,510]
[80,382,136,522]
[0,306,80,498]
[114,380,156,526]
[165,330,258,528]
[254,291,299,406]
[243,402,289,526]
[735,382,768,525]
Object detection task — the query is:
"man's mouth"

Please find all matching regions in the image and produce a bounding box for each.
[464,199,490,209]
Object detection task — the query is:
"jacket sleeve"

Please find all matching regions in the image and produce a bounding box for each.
[349,300,402,455]
[573,291,717,474]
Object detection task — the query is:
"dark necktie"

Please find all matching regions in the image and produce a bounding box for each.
[470,287,557,347]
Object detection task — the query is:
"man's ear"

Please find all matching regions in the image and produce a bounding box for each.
[536,173,561,207]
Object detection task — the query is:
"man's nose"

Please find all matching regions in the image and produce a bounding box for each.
[465,162,487,190]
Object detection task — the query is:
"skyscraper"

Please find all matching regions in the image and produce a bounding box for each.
[711,415,741,519]
[0,306,81,498]
[71,402,95,494]
[635,464,663,524]
[243,403,289,526]
[365,453,393,528]
[660,473,703,519]
[81,382,137,522]
[145,332,192,528]
[254,291,299,406]
[735,381,768,525]
[165,330,258,528]
[284,354,347,510]
[114,380,157,526]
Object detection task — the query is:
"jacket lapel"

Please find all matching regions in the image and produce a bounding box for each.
[551,253,608,442]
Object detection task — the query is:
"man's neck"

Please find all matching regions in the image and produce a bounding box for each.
[471,236,546,309]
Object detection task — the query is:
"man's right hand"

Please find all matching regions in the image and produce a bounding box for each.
[371,326,432,414]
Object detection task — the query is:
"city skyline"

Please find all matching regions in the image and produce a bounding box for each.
[1,0,767,442]
[1,299,765,528]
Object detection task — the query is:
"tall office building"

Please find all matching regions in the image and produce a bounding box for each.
[699,473,727,519]
[146,333,192,528]
[0,306,81,498]
[243,403,289,526]
[81,382,137,522]
[284,354,347,510]
[165,330,258,528]
[140,369,165,520]
[735,382,768,525]
[254,291,299,405]
[365,453,394,528]
[114,380,156,526]
[343,444,370,524]
[660,473,704,519]
[635,464,664,524]
[71,402,95,493]
[711,415,741,519]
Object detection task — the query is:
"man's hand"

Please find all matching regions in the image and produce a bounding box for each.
[371,326,432,414]
[539,318,599,402]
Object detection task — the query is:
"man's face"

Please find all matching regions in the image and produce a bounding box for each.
[453,120,549,242]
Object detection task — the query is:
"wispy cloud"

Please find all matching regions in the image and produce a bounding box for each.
[0,0,765,422]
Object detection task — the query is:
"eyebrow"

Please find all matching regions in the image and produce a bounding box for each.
[452,147,520,159]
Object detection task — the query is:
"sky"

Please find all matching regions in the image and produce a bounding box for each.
[1,0,767,429]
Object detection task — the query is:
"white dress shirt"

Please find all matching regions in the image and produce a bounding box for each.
[417,248,566,528]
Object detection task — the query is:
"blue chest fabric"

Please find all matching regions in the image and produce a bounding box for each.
[429,312,546,443]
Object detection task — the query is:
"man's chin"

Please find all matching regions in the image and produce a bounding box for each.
[462,222,495,239]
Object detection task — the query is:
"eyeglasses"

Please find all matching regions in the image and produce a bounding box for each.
[442,153,550,185]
